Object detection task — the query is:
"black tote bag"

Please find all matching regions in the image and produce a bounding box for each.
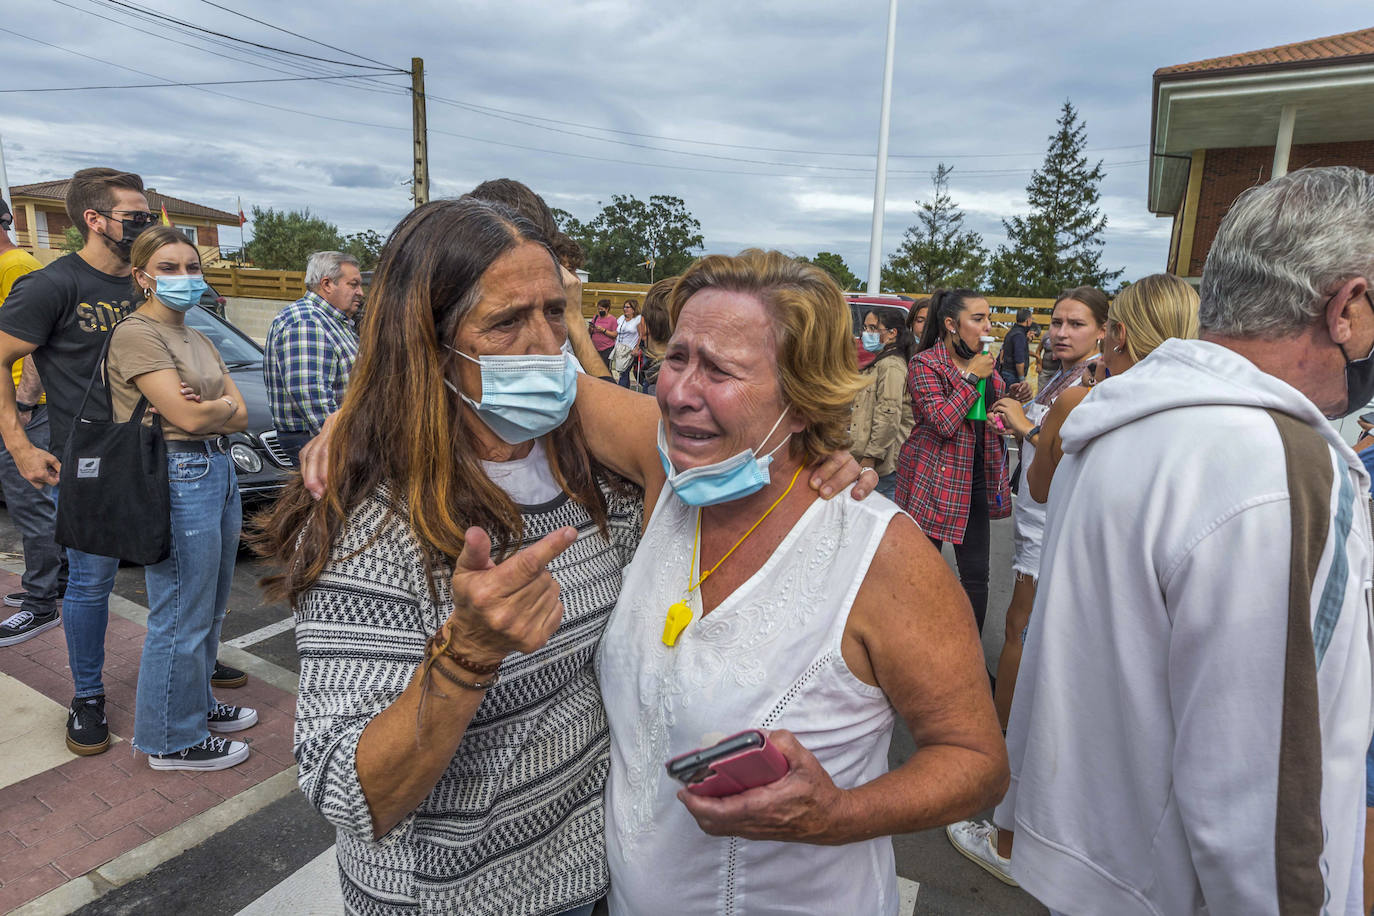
[54,320,171,565]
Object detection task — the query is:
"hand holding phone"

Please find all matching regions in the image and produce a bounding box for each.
[666,729,790,797]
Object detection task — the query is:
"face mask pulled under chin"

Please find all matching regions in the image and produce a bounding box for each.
[656,410,792,507]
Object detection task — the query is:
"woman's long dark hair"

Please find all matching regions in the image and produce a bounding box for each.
[253,197,613,607]
[917,288,983,353]
[870,309,916,364]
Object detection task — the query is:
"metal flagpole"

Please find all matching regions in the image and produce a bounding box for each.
[865,0,899,294]
[0,134,11,232]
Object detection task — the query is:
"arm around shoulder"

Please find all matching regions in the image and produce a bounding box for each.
[574,373,663,488]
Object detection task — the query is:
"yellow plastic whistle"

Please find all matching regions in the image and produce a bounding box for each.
[662,600,693,647]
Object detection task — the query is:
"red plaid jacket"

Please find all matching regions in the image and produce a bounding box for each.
[894,344,1012,543]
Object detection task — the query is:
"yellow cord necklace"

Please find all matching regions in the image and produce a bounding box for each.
[661,464,804,647]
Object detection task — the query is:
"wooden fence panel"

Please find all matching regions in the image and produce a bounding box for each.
[201,267,306,301]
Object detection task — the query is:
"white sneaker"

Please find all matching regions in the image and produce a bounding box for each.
[946,819,1018,886]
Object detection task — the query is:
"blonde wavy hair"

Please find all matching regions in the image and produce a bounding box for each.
[668,249,865,464]
[1110,273,1200,362]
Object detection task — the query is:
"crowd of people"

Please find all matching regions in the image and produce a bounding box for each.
[0,163,1371,916]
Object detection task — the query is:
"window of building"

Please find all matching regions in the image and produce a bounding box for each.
[174,224,198,245]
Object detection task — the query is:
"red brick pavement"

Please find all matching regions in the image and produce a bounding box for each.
[0,571,296,913]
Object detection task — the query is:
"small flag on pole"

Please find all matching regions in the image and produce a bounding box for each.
[237,197,246,226]
[641,256,655,269]
[159,204,171,227]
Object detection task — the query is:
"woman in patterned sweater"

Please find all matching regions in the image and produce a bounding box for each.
[256,198,640,916]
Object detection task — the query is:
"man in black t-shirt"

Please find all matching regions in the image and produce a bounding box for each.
[998,308,1035,389]
[0,168,150,756]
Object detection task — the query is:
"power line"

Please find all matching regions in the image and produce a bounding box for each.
[426,90,1147,161]
[190,0,401,71]
[0,74,399,93]
[46,0,409,98]
[428,94,1137,177]
[0,24,410,132]
[91,0,405,72]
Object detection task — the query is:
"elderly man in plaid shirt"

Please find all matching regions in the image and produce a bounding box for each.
[264,251,364,466]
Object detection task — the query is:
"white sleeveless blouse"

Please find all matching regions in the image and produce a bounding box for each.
[597,484,904,916]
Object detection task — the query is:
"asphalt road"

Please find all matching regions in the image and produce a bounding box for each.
[0,502,1047,914]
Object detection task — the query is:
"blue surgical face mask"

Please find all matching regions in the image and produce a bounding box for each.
[445,347,579,444]
[861,330,883,353]
[149,273,208,312]
[657,409,792,507]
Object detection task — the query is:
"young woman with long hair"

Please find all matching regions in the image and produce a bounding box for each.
[894,288,1011,631]
[108,225,254,770]
[850,308,916,499]
[987,286,1108,710]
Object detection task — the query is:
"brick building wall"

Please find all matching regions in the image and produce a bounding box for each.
[199,223,220,247]
[1188,140,1374,275]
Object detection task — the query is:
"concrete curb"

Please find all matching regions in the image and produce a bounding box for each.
[10,767,300,916]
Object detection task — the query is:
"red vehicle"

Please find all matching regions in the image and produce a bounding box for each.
[845,294,914,368]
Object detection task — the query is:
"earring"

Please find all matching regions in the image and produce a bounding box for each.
[1113,345,1124,353]
[143,287,152,300]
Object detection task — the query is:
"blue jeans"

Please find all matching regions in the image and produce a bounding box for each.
[51,486,120,700]
[875,471,897,501]
[134,450,241,755]
[0,407,63,614]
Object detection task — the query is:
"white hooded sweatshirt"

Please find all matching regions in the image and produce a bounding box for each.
[995,338,1374,916]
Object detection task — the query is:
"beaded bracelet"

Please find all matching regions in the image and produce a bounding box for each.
[425,628,503,675]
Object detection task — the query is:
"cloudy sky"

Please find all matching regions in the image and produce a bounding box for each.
[4,0,1369,287]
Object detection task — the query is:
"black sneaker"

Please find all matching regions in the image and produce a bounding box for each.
[211,660,247,688]
[208,699,258,733]
[149,735,249,771]
[0,608,60,647]
[4,591,25,608]
[66,695,110,756]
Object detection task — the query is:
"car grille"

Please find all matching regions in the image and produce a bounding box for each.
[258,430,293,468]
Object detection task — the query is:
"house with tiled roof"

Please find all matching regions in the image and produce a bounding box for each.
[9,180,241,266]
[1148,27,1374,278]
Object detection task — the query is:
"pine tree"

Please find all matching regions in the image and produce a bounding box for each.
[988,101,1123,297]
[881,164,987,294]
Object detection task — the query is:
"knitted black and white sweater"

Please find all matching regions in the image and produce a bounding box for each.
[293,482,642,915]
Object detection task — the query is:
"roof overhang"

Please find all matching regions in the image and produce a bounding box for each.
[1148,60,1374,213]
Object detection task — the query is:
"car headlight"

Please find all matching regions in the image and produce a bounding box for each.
[229,442,263,474]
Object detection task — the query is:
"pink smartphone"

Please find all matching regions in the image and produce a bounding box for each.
[665,729,790,797]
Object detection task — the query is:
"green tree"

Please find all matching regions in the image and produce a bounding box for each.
[341,229,384,271]
[881,163,988,293]
[801,252,861,290]
[243,207,343,270]
[62,227,84,253]
[988,101,1123,296]
[568,195,704,282]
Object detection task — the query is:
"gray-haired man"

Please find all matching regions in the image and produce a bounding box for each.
[990,166,1374,915]
[264,251,364,465]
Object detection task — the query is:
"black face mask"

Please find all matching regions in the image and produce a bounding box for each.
[949,334,977,360]
[96,216,150,262]
[1335,292,1374,418]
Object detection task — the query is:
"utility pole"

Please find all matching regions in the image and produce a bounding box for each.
[865,0,899,294]
[411,57,429,207]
